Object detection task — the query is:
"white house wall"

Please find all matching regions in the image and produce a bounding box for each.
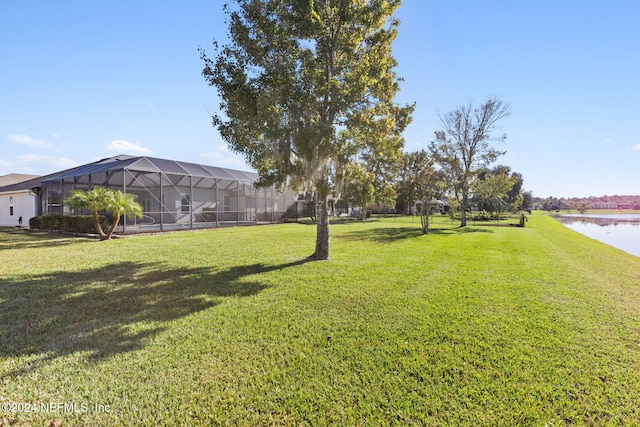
[0,190,37,227]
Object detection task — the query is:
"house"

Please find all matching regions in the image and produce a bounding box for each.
[0,174,41,227]
[413,198,450,215]
[0,155,298,233]
[558,199,573,210]
[590,200,618,209]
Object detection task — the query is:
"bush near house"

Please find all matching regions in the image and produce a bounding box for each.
[29,214,110,234]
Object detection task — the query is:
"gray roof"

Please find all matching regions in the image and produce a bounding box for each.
[0,173,40,187]
[0,176,45,193]
[0,155,259,193]
[43,155,258,182]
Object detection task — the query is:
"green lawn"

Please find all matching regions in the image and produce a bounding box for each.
[1,213,639,426]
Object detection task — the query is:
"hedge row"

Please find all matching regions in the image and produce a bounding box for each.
[29,215,110,234]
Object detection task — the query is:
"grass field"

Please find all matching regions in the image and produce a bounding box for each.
[1,213,639,426]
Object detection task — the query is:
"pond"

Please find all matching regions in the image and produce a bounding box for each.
[555,214,640,258]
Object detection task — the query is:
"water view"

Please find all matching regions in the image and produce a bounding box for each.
[556,214,640,258]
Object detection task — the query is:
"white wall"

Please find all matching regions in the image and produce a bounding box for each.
[0,190,37,227]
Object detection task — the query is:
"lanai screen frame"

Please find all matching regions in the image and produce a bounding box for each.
[40,156,297,233]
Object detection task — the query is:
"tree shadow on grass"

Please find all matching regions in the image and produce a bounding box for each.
[0,229,83,251]
[429,226,495,235]
[0,258,310,376]
[339,225,495,243]
[337,226,425,243]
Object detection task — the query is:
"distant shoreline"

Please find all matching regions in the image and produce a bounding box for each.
[552,209,640,215]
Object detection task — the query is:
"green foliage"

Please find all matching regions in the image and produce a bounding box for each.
[29,214,63,230]
[103,190,144,240]
[29,215,111,233]
[395,150,445,216]
[475,165,524,212]
[62,215,111,233]
[472,171,517,213]
[575,200,590,214]
[342,163,375,220]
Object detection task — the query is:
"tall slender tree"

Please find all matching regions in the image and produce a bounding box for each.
[201,0,413,259]
[430,97,510,227]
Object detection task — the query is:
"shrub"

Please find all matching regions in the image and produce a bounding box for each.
[29,214,109,234]
[39,215,64,230]
[28,216,42,230]
[518,211,530,227]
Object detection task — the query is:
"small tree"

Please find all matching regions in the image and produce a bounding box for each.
[64,187,112,240]
[575,200,590,214]
[394,150,444,234]
[342,163,375,221]
[472,172,517,223]
[64,187,143,240]
[104,190,144,240]
[430,97,511,227]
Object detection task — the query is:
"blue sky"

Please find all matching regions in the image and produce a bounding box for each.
[1,0,638,198]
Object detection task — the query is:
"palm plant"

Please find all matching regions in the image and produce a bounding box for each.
[64,187,111,240]
[64,187,143,240]
[104,190,143,240]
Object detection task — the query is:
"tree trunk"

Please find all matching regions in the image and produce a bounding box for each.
[314,190,330,260]
[105,213,121,240]
[92,209,107,240]
[460,190,468,227]
[420,211,429,234]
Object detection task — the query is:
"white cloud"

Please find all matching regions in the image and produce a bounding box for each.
[603,139,613,144]
[629,144,640,152]
[210,144,231,152]
[199,150,252,170]
[17,154,78,169]
[0,159,11,168]
[7,134,52,149]
[106,140,154,155]
[51,133,62,140]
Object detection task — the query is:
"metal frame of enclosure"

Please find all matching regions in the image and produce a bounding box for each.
[39,155,297,234]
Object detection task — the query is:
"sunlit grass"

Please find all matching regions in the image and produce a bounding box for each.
[1,213,639,426]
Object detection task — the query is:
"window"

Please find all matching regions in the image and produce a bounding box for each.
[181,194,190,213]
[9,196,13,216]
[223,195,231,212]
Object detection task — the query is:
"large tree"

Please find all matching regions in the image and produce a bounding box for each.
[201,0,413,260]
[430,97,510,227]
